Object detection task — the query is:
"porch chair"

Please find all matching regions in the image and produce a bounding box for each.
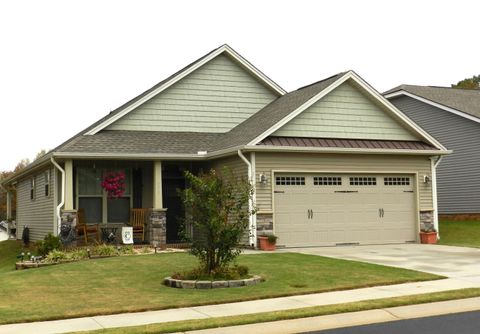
[76,208,100,244]
[129,208,148,242]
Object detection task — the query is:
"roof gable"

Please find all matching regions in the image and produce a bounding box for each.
[384,85,480,123]
[105,54,279,133]
[272,80,419,141]
[85,44,285,135]
[246,71,447,151]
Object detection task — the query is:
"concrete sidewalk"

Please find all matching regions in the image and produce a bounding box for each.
[0,277,479,334]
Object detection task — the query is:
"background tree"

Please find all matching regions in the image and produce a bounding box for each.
[451,75,480,89]
[35,149,48,160]
[0,158,30,220]
[181,169,255,275]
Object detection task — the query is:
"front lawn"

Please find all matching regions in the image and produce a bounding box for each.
[438,220,480,248]
[0,240,25,273]
[0,252,440,324]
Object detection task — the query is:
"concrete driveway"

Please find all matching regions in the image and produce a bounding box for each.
[280,244,480,283]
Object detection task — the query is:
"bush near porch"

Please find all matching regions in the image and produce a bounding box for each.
[0,251,440,324]
[438,220,480,248]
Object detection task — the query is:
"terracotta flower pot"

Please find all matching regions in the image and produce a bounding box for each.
[420,231,437,244]
[258,236,276,251]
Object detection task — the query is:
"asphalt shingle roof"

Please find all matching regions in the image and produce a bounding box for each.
[58,72,348,156]
[58,131,223,155]
[385,85,480,119]
[216,73,347,150]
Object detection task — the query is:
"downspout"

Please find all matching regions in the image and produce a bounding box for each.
[238,150,256,247]
[51,157,65,236]
[430,156,443,239]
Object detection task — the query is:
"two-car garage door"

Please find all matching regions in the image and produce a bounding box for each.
[274,174,417,247]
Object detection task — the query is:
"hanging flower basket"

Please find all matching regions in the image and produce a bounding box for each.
[101,171,126,199]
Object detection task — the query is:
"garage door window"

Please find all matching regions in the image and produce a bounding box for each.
[276,176,305,185]
[349,177,376,186]
[314,176,342,185]
[384,177,410,186]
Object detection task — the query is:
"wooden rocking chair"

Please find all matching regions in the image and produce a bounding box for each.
[76,208,100,244]
[129,208,147,242]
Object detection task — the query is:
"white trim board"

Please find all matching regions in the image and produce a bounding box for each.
[85,44,286,135]
[248,71,448,152]
[384,90,480,126]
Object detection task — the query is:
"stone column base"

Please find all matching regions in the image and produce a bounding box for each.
[149,209,167,249]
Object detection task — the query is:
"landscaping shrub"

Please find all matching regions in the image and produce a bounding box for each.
[180,168,255,275]
[118,245,135,255]
[91,244,117,257]
[45,249,68,263]
[36,233,62,256]
[68,248,89,261]
[173,264,250,281]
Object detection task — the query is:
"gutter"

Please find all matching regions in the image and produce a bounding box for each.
[237,150,256,247]
[51,157,65,236]
[431,156,443,239]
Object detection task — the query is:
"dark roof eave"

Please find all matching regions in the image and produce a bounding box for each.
[245,145,451,155]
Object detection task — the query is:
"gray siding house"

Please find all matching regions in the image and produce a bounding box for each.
[2,45,449,247]
[385,86,480,216]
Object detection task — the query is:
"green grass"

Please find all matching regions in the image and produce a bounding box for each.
[438,220,480,248]
[0,240,27,273]
[0,252,440,324]
[71,288,480,334]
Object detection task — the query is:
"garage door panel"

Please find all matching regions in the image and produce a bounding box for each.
[274,173,416,247]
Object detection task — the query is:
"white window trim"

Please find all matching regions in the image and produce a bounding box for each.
[76,168,133,224]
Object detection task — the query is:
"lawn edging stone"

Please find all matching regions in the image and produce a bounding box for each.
[164,275,263,289]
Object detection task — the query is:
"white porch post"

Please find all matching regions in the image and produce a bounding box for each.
[64,160,74,211]
[6,189,12,220]
[153,160,163,209]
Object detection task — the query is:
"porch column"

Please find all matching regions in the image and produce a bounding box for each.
[150,160,166,248]
[64,160,74,210]
[153,160,163,209]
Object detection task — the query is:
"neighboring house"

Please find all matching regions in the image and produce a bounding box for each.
[385,86,480,216]
[1,45,449,247]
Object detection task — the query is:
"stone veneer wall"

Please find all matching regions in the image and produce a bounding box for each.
[420,210,434,231]
[149,209,167,248]
[256,213,273,248]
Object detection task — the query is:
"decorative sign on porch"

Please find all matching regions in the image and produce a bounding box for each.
[101,171,126,199]
[122,226,133,244]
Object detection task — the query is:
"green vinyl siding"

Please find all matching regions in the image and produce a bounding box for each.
[273,81,419,141]
[16,167,56,241]
[107,54,278,133]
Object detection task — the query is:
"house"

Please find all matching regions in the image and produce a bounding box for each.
[384,85,480,218]
[1,45,449,247]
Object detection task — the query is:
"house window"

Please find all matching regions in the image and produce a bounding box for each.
[275,176,305,186]
[349,177,377,186]
[77,168,103,224]
[44,171,51,197]
[384,177,410,186]
[314,176,342,186]
[77,168,132,224]
[30,177,36,200]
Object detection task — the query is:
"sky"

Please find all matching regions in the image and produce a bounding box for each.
[0,0,478,171]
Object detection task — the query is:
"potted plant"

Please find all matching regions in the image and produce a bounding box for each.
[419,226,437,244]
[258,234,278,251]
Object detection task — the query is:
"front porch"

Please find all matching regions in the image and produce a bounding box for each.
[58,159,200,247]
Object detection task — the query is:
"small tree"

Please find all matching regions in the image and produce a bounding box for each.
[181,169,254,274]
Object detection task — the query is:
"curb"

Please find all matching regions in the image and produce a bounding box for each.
[179,297,480,334]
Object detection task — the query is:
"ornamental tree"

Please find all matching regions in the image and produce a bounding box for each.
[180,168,255,274]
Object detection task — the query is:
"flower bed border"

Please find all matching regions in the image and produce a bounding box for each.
[164,275,263,289]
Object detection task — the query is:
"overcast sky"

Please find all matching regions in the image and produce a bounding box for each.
[0,0,478,171]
